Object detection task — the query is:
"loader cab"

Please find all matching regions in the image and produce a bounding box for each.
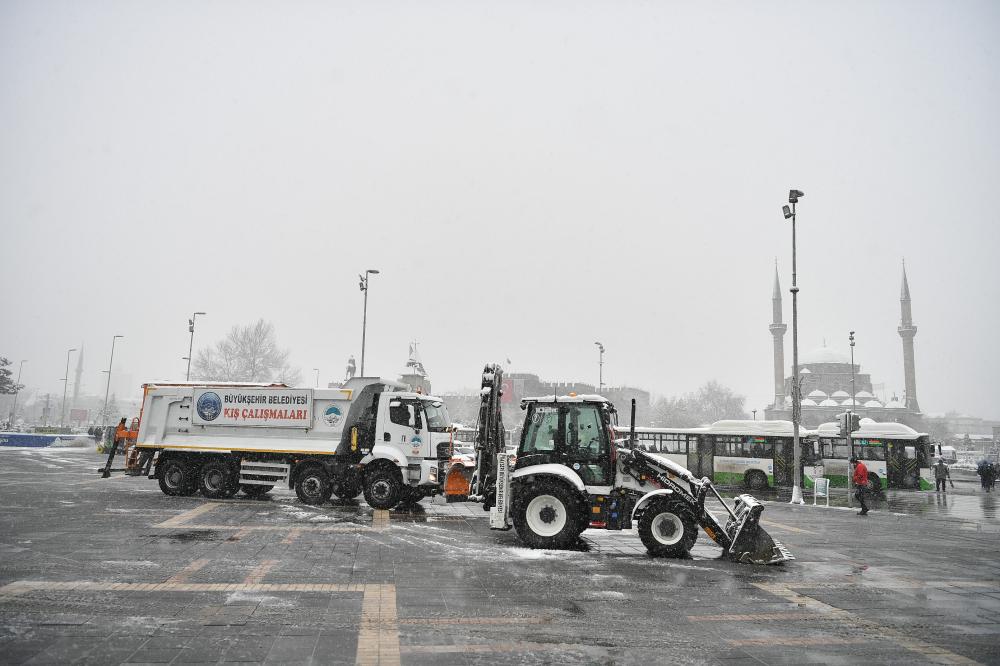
[517,397,616,486]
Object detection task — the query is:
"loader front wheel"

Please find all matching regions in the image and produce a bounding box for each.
[513,479,584,549]
[638,498,698,558]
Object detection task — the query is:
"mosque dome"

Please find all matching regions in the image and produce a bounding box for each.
[800,367,812,374]
[801,399,818,407]
[841,399,857,406]
[831,390,850,399]
[864,399,883,408]
[800,345,851,365]
[819,399,839,407]
[855,390,874,399]
[808,390,827,399]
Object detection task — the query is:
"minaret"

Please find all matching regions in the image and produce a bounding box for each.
[898,262,920,412]
[72,344,84,408]
[769,264,787,407]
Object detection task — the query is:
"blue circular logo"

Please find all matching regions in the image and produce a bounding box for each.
[323,405,343,427]
[197,392,222,421]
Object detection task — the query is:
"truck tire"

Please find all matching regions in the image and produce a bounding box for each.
[158,458,196,496]
[363,465,403,510]
[240,484,274,498]
[295,464,333,505]
[638,497,698,558]
[199,459,238,499]
[512,478,585,549]
[745,470,768,491]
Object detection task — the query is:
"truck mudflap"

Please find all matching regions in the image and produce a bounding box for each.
[699,492,794,565]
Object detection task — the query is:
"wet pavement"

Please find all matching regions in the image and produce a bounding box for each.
[1,447,999,665]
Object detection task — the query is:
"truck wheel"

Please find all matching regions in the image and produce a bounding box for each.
[158,458,196,496]
[295,464,333,505]
[638,498,698,558]
[512,479,585,549]
[241,484,274,498]
[199,460,238,499]
[745,470,768,491]
[363,465,403,510]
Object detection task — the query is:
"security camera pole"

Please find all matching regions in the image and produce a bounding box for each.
[60,348,77,428]
[185,312,206,381]
[782,190,805,504]
[848,330,857,505]
[359,269,380,376]
[101,335,124,427]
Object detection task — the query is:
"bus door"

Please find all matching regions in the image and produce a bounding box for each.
[687,435,714,479]
[887,441,921,489]
[772,438,794,486]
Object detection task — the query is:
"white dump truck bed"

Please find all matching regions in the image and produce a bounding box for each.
[135,380,384,455]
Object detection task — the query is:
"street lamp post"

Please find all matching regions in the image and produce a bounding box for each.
[359,269,380,376]
[185,312,206,381]
[8,360,26,428]
[101,335,124,427]
[594,342,605,392]
[782,189,805,505]
[848,330,857,505]
[60,348,77,428]
[313,368,320,388]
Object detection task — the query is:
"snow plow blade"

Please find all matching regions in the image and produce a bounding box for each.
[722,494,794,565]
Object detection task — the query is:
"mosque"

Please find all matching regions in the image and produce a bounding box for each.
[763,264,923,429]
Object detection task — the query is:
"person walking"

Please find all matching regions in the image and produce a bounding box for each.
[977,460,992,492]
[933,457,951,493]
[851,457,870,516]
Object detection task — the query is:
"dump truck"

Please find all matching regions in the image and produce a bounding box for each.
[468,364,793,564]
[100,378,454,509]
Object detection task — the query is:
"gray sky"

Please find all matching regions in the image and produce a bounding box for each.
[2,1,998,419]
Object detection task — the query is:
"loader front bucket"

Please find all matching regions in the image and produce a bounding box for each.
[723,494,794,565]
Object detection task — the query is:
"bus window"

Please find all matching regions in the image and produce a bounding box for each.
[833,440,849,459]
[905,446,916,459]
[662,434,686,454]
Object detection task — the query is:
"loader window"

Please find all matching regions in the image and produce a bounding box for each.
[521,406,559,454]
[564,405,610,484]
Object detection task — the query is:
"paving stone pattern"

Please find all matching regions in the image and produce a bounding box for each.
[1,447,998,664]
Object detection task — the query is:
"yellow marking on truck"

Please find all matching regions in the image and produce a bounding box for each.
[0,580,399,666]
[754,583,981,665]
[166,558,210,584]
[135,443,338,455]
[155,502,221,528]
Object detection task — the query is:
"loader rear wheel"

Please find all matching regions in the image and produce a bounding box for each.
[363,465,403,510]
[638,498,698,558]
[199,460,238,499]
[295,464,333,505]
[158,458,196,497]
[513,479,585,549]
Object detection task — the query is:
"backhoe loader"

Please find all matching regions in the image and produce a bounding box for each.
[468,364,793,564]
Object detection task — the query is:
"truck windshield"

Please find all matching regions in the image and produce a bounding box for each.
[422,401,451,432]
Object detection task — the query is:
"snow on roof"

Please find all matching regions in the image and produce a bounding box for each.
[815,420,927,439]
[841,399,857,406]
[800,367,812,374]
[864,400,883,408]
[704,419,801,437]
[801,398,818,407]
[808,390,828,398]
[831,390,850,398]
[801,345,851,365]
[819,399,839,407]
[522,394,611,404]
[855,390,874,399]
[143,381,290,388]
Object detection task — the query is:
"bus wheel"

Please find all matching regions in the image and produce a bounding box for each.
[241,484,273,498]
[745,470,768,491]
[295,464,333,505]
[638,497,698,558]
[512,478,585,549]
[158,457,196,496]
[199,459,238,499]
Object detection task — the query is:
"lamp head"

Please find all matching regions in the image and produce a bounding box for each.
[194,311,206,316]
[367,269,380,275]
[788,189,804,204]
[782,205,792,219]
